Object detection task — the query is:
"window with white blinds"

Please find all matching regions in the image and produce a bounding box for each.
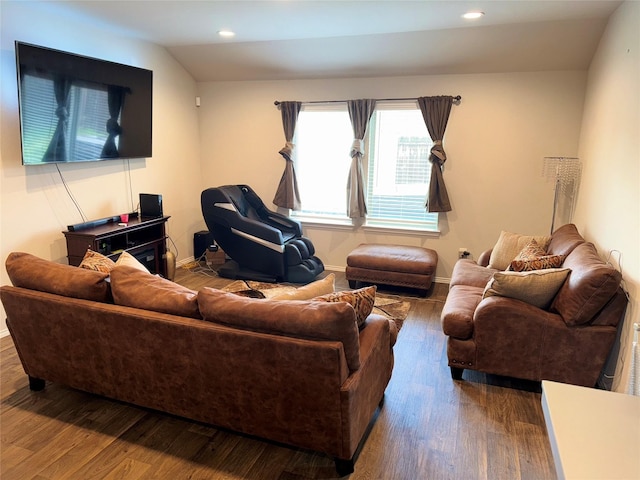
[20,74,111,163]
[291,101,438,232]
[364,102,438,231]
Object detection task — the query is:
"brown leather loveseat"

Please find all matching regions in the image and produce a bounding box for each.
[441,224,626,387]
[1,252,396,475]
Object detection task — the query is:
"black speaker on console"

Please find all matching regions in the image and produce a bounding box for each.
[194,231,214,261]
[139,193,163,218]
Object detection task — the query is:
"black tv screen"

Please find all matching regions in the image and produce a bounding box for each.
[15,42,153,165]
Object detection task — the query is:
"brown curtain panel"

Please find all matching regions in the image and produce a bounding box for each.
[417,96,454,212]
[273,101,302,210]
[346,99,376,218]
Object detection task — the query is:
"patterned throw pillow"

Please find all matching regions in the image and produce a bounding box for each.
[313,286,376,328]
[79,249,116,273]
[513,239,546,260]
[509,239,565,272]
[510,255,565,272]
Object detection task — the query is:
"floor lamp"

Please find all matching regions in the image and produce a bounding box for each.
[542,157,582,234]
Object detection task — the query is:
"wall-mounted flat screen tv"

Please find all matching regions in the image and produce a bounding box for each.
[15,42,153,165]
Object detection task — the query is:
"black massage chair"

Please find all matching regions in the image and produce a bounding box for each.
[201,185,324,283]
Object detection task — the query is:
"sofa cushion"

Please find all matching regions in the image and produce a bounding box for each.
[269,273,335,300]
[488,231,551,270]
[550,242,622,326]
[313,285,376,328]
[483,268,570,309]
[79,249,116,273]
[547,223,585,257]
[5,252,111,302]
[198,288,361,372]
[110,265,201,318]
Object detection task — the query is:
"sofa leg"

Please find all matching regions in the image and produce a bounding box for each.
[450,367,464,380]
[334,458,355,476]
[28,376,45,391]
[348,280,358,289]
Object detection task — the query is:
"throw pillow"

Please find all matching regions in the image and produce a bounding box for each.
[110,265,201,318]
[510,255,565,272]
[197,288,361,372]
[513,239,547,260]
[508,239,565,272]
[482,268,570,309]
[313,286,376,328]
[488,231,551,270]
[115,251,150,273]
[269,273,335,300]
[79,249,116,273]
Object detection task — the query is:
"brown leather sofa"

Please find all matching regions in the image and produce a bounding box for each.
[441,224,627,387]
[1,252,396,475]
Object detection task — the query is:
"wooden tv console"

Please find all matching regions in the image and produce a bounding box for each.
[63,215,170,276]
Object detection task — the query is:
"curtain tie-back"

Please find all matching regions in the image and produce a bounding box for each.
[55,106,68,119]
[106,118,122,135]
[430,141,446,164]
[350,139,364,158]
[278,141,295,161]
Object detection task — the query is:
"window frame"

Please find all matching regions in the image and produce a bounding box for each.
[290,100,440,234]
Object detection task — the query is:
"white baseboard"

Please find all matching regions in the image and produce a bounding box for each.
[1,328,9,338]
[177,256,196,267]
[324,264,345,273]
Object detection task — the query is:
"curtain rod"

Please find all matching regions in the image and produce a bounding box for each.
[274,95,461,106]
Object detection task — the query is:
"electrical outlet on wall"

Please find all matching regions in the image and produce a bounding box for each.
[458,248,470,259]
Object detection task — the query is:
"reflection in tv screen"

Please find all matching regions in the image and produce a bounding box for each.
[16,42,153,165]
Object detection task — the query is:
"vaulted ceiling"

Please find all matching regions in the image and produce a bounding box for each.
[41,0,623,81]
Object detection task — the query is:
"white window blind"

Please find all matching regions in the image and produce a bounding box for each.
[364,102,438,231]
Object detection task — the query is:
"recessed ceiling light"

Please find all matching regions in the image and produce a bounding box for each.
[218,30,235,38]
[462,11,485,20]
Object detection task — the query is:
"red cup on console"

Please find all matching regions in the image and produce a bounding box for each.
[120,213,129,223]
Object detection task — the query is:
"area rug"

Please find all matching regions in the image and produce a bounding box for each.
[221,280,410,331]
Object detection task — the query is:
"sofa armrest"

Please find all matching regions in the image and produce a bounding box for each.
[472,296,564,378]
[340,315,393,459]
[475,295,561,329]
[477,249,492,267]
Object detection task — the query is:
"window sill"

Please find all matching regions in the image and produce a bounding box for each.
[292,215,440,237]
[292,215,355,231]
[362,223,440,237]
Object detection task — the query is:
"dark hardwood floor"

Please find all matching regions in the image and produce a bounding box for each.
[0,266,557,479]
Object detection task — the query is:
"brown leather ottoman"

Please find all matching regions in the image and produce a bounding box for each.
[346,244,438,296]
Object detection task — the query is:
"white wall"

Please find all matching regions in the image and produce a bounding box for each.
[197,71,587,278]
[0,2,202,335]
[574,0,640,393]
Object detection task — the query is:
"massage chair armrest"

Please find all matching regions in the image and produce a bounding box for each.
[231,216,285,245]
[261,210,302,237]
